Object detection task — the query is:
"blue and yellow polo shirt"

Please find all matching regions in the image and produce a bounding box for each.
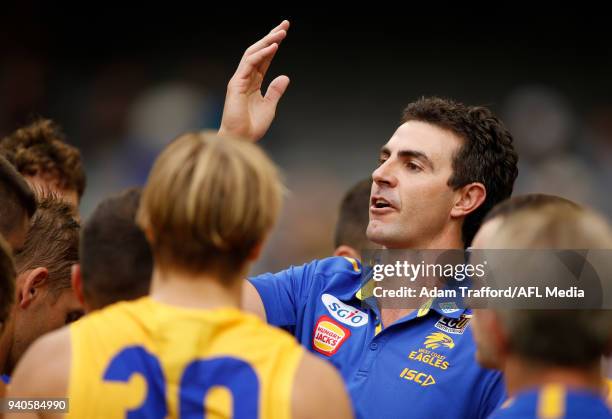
[489,384,612,418]
[249,256,505,419]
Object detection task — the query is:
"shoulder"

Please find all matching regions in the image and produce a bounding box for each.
[291,352,353,419]
[315,256,362,276]
[8,326,71,398]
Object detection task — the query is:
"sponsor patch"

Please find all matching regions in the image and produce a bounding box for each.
[399,368,436,387]
[312,316,351,356]
[434,313,472,335]
[321,293,369,327]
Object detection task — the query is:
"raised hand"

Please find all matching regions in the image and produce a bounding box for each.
[219,20,291,142]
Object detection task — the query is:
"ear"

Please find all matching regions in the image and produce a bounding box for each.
[19,267,49,309]
[333,245,361,261]
[247,242,265,262]
[450,182,487,220]
[71,264,85,306]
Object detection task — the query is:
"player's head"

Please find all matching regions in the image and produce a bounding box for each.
[334,178,378,260]
[470,194,612,371]
[0,236,16,334]
[0,156,37,252]
[73,188,152,312]
[0,197,82,374]
[367,97,518,249]
[0,118,86,210]
[137,131,283,280]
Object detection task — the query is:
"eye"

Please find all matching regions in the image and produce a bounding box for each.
[65,310,84,324]
[378,157,388,166]
[406,161,422,172]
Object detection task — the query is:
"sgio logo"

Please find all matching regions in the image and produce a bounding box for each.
[321,294,369,327]
[399,368,436,387]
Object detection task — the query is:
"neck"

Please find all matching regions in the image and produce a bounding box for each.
[149,264,245,310]
[382,223,464,251]
[504,356,605,397]
[377,227,463,326]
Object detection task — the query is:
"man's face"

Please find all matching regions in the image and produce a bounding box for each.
[470,309,503,370]
[0,274,83,374]
[367,121,463,248]
[470,218,506,369]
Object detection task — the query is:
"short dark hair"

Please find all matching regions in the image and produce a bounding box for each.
[81,188,152,309]
[402,97,519,247]
[484,194,579,224]
[15,197,79,296]
[0,118,86,199]
[334,179,373,251]
[0,235,16,329]
[0,155,36,240]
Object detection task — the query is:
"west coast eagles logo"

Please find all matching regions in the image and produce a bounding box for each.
[424,332,455,350]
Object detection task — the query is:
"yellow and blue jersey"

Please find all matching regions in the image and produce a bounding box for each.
[249,256,505,419]
[489,384,612,418]
[67,296,303,418]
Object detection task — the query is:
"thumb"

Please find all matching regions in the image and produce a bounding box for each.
[264,75,290,109]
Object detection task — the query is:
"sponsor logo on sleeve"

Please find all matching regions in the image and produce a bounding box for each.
[312,315,351,356]
[321,294,369,327]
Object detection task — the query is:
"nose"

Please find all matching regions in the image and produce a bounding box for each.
[372,159,398,188]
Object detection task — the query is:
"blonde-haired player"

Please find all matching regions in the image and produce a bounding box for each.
[7,131,352,419]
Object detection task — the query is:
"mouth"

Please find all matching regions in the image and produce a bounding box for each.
[370,196,396,214]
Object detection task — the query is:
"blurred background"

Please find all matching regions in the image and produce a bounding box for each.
[1,6,611,274]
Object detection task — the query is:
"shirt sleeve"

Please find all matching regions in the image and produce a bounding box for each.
[248,260,319,331]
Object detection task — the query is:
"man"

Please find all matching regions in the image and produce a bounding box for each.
[470,194,612,418]
[0,235,16,397]
[8,131,352,418]
[0,118,86,210]
[0,197,82,380]
[221,21,519,418]
[0,155,36,252]
[334,178,378,260]
[72,188,152,313]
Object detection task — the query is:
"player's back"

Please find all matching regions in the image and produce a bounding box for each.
[67,296,304,419]
[489,384,612,419]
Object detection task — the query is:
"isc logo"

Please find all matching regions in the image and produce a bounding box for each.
[321,294,369,327]
[399,368,436,387]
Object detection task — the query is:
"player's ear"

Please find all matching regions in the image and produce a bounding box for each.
[20,267,48,309]
[333,245,361,261]
[450,182,486,219]
[247,241,265,262]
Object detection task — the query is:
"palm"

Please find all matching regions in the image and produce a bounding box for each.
[219,21,291,142]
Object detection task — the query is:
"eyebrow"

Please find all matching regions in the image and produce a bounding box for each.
[380,147,434,170]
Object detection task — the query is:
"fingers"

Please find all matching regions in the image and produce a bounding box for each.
[233,43,279,83]
[268,19,290,35]
[264,75,290,107]
[243,20,289,59]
